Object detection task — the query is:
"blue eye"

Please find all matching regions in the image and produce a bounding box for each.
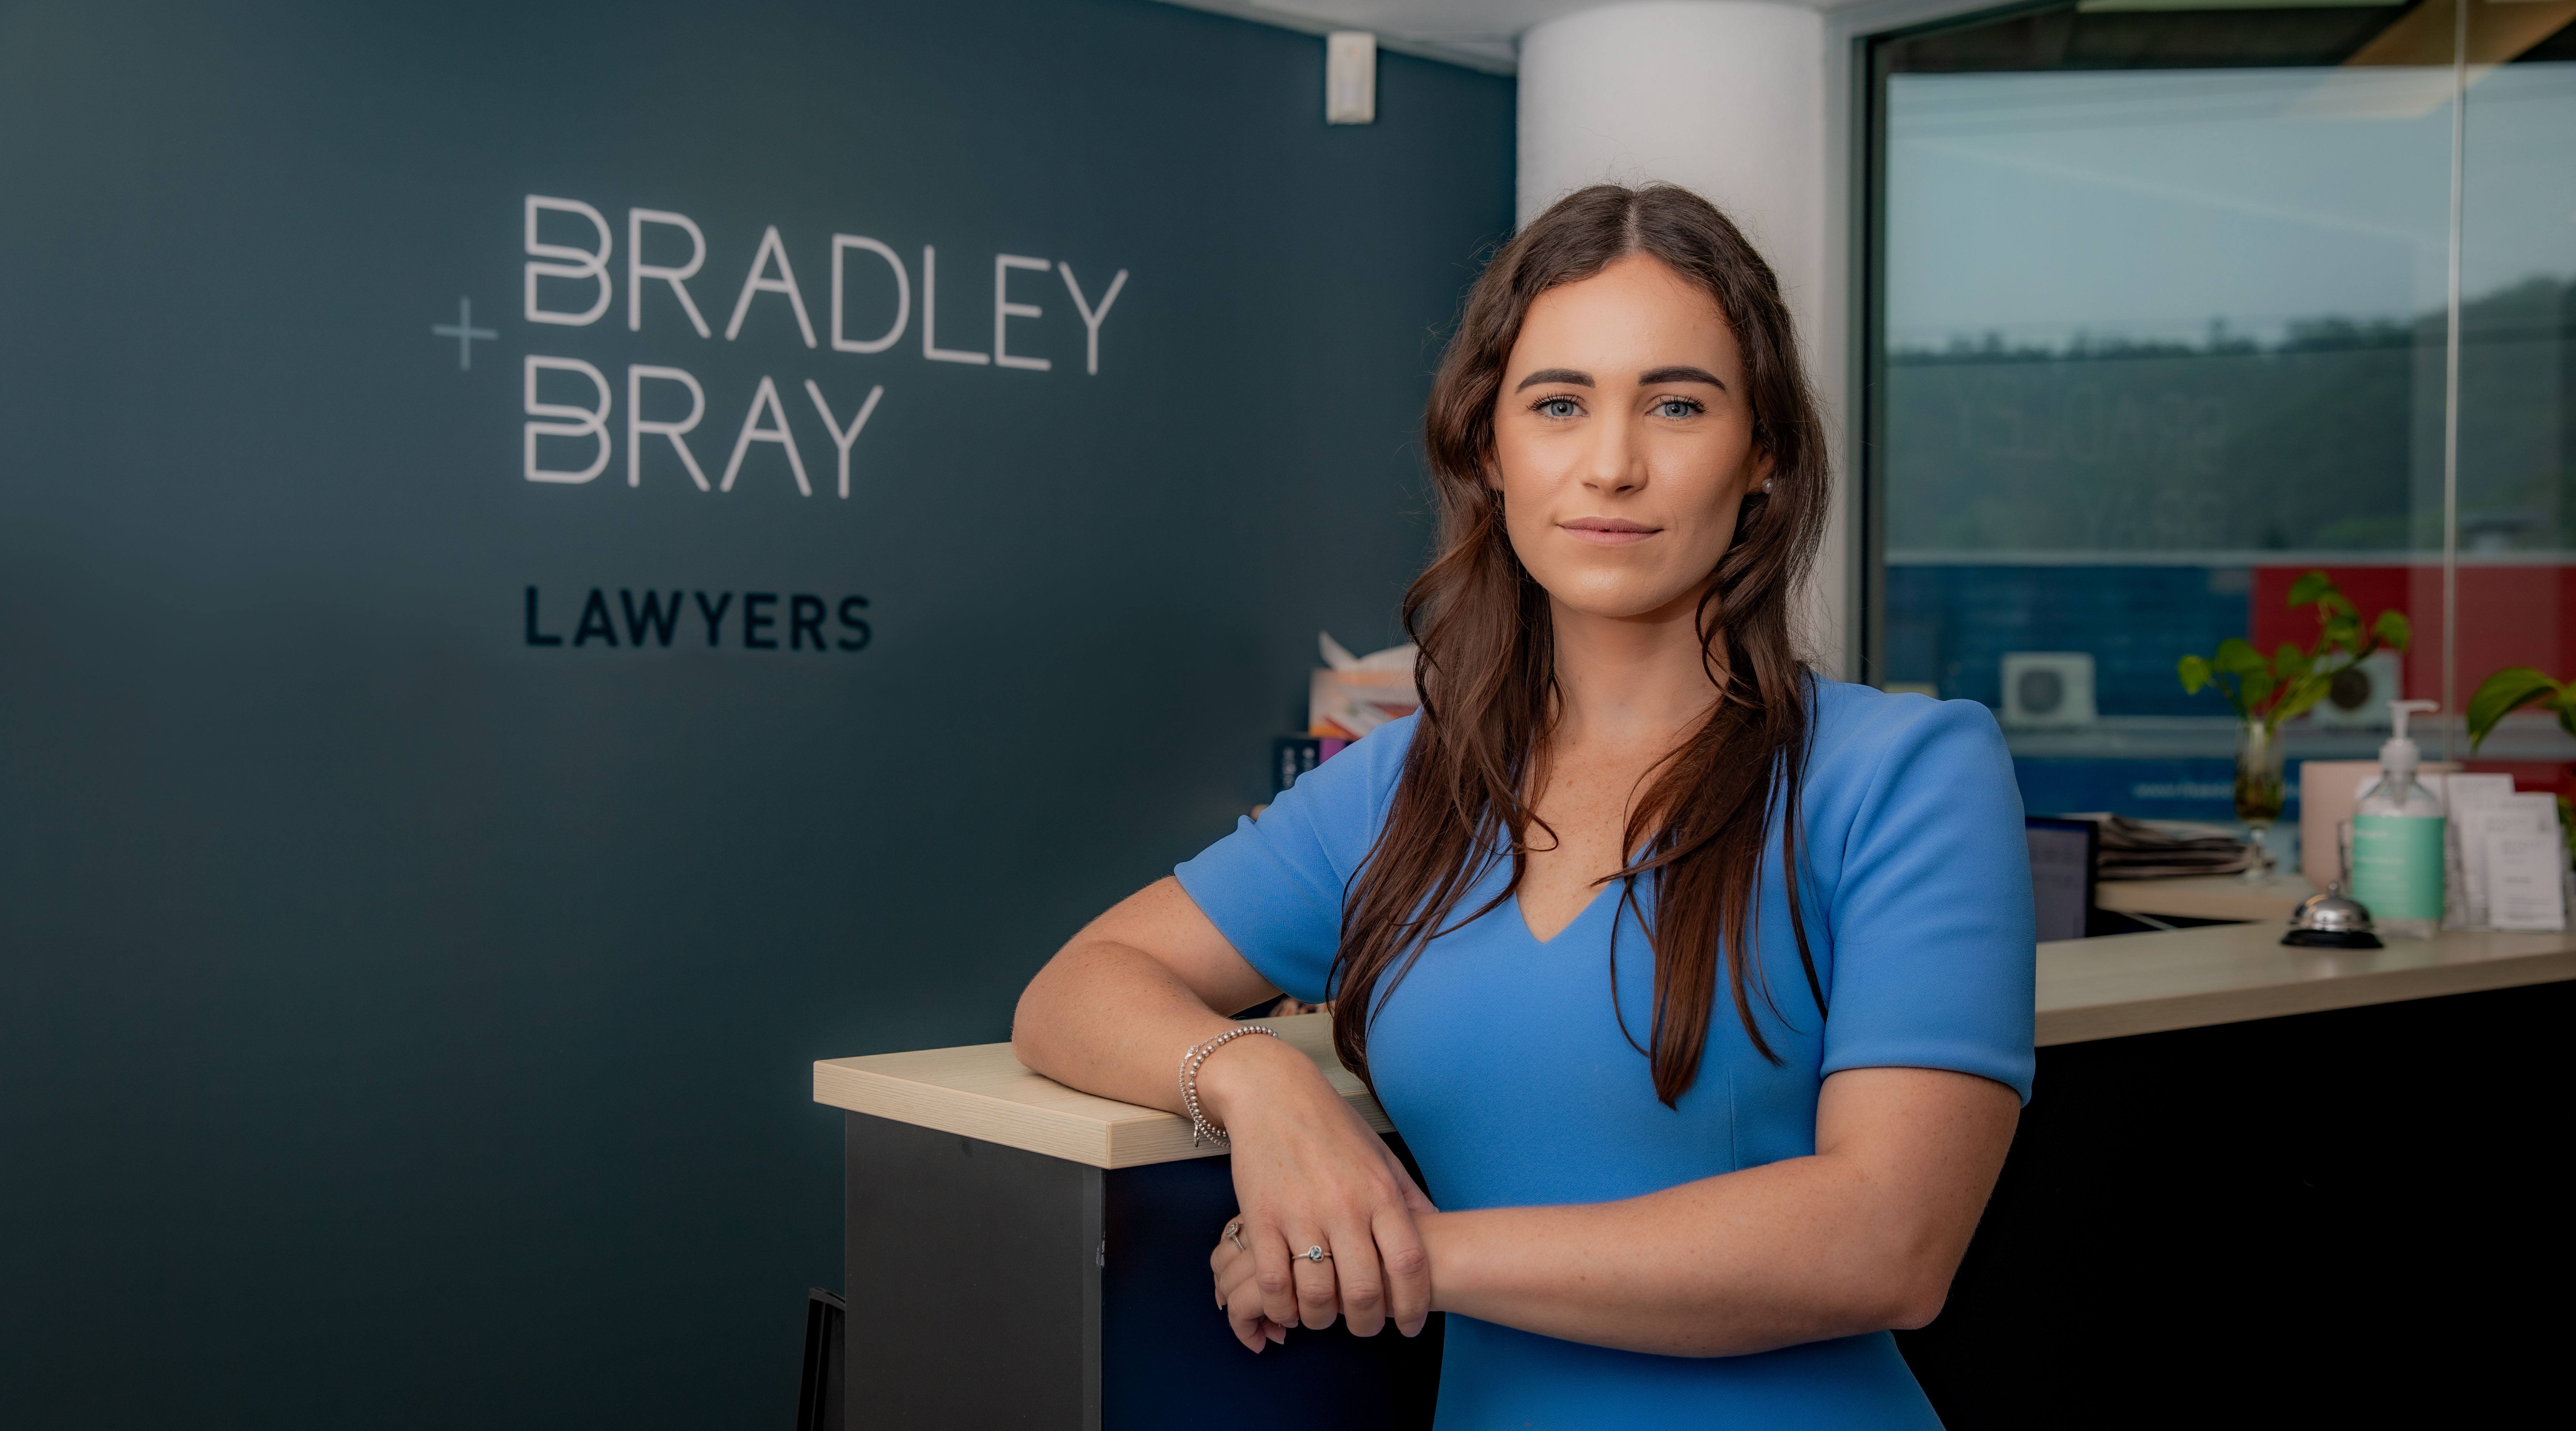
[1655,398,1701,419]
[1537,397,1580,419]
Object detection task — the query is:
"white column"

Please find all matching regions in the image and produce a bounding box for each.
[1518,0,1848,678]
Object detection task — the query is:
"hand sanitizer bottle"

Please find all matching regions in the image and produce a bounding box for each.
[2351,699,2445,939]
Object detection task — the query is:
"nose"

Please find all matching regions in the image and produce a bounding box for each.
[1580,409,1643,498]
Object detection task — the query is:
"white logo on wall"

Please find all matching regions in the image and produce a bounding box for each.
[513,195,1129,498]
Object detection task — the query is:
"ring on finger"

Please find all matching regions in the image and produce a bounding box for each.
[1225,1221,1247,1253]
[1303,1244,1332,1263]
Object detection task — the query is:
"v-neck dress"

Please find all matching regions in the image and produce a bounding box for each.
[1173,679,2035,1430]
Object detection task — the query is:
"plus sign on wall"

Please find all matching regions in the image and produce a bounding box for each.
[432,296,496,370]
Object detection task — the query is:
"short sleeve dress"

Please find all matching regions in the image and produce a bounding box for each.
[1173,678,2036,1430]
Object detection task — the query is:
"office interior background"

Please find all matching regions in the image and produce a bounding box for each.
[1,0,2566,1424]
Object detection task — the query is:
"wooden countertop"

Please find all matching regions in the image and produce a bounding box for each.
[813,1013,1389,1170]
[817,929,2576,1167]
[2094,872,2315,923]
[2035,924,2576,1045]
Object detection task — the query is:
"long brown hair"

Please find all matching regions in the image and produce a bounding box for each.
[1329,184,1831,1108]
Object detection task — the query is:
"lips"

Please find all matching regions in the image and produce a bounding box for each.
[1560,517,1658,546]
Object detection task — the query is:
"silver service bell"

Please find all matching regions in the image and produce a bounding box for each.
[2282,881,2383,949]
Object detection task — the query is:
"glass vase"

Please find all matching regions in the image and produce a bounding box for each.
[2234,719,2287,881]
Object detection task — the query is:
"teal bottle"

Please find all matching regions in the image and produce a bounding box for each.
[2350,700,2445,940]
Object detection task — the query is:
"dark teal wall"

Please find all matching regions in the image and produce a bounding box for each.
[0,1,1513,1422]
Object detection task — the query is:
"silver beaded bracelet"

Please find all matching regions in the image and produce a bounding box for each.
[1178,1025,1282,1148]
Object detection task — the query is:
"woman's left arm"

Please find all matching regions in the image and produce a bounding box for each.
[1413,1066,2016,1356]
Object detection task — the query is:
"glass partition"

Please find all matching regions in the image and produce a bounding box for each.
[1865,0,2576,865]
[2455,10,2576,791]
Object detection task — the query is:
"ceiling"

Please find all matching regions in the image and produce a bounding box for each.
[1148,0,1637,71]
[1153,0,1883,72]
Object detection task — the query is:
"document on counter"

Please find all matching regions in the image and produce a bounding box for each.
[2426,773,2515,929]
[2485,793,2568,932]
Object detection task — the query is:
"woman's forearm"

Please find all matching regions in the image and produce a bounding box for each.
[1417,1158,1931,1355]
[1025,886,1438,1345]
[1012,938,1240,1112]
[1009,877,1301,1114]
[1417,1068,2019,1356]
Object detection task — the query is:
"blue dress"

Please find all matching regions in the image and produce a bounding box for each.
[1174,679,2035,1429]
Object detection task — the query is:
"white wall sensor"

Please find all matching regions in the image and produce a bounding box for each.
[2001,651,2098,728]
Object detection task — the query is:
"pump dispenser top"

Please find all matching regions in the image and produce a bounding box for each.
[2382,699,2438,778]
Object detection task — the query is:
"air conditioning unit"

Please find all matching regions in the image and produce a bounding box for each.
[2307,650,2404,728]
[2001,652,2097,728]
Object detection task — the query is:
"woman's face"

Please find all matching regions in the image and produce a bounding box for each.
[1490,253,1769,625]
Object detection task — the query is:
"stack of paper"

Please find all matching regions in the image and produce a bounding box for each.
[2062,813,2258,880]
[1308,632,1419,739]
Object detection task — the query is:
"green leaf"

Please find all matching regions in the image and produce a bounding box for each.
[2286,571,2334,608]
[2242,670,2276,711]
[2373,609,2412,651]
[2273,643,2308,680]
[2274,673,2332,724]
[2177,654,2212,695]
[2213,637,2265,675]
[2320,613,2360,650]
[2465,666,2565,752]
[2318,592,2355,619]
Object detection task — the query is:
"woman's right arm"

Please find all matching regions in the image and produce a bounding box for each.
[1011,876,1436,1346]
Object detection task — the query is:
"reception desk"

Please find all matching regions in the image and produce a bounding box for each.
[815,926,2576,1429]
[813,1014,1436,1430]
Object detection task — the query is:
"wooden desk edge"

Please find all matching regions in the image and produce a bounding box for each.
[813,1021,1394,1170]
[2036,946,2576,1046]
[813,1059,1128,1165]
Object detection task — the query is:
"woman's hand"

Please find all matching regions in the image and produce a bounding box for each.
[1198,1034,1438,1350]
[1210,1224,1293,1351]
[1007,879,1436,1349]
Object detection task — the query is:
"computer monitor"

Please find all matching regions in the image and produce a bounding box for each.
[2026,816,2100,944]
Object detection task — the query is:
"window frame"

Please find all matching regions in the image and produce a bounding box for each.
[1831,0,2083,689]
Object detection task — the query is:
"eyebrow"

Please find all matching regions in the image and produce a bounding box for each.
[1514,367,1591,392]
[1638,365,1727,389]
[1512,364,1728,393]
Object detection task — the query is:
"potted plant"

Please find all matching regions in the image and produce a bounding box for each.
[2178,572,2411,876]
[2466,667,2576,750]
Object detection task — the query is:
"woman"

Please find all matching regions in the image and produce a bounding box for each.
[1013,184,2033,1427]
